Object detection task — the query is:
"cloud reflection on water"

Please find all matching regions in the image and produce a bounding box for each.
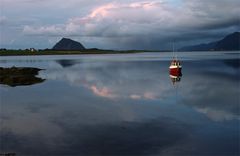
[42,61,173,101]
[0,56,239,155]
[180,60,240,121]
[41,59,240,122]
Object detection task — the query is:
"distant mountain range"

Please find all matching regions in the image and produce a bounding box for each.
[179,32,240,51]
[52,32,239,52]
[52,38,85,50]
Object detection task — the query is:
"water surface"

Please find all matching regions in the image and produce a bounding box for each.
[0,52,239,156]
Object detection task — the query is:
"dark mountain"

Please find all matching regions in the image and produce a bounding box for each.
[180,42,217,51]
[52,38,85,50]
[180,32,240,51]
[214,32,240,51]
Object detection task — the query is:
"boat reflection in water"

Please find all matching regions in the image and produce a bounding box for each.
[0,67,45,87]
[169,73,182,85]
[169,59,182,85]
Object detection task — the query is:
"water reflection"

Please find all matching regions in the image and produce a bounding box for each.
[0,54,239,155]
[223,59,240,69]
[181,60,240,121]
[56,59,79,68]
[0,67,45,87]
[41,59,239,122]
[169,74,182,85]
[42,61,171,100]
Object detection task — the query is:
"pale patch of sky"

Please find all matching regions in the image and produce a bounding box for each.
[168,0,183,6]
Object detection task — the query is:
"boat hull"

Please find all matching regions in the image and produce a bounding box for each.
[169,67,182,76]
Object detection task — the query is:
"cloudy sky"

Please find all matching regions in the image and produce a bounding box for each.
[0,0,239,50]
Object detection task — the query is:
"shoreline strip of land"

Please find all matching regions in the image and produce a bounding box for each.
[0,49,164,56]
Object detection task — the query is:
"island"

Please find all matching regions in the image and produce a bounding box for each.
[0,67,45,87]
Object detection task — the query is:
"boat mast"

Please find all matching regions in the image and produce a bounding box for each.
[172,42,178,60]
[173,42,175,59]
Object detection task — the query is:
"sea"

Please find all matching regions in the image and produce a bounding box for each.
[0,51,239,156]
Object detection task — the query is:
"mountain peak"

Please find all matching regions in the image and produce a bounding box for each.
[60,38,73,41]
[52,38,85,50]
[214,32,240,51]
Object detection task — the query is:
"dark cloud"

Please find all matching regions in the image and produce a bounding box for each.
[2,0,239,49]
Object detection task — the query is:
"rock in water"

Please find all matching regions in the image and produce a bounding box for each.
[0,67,45,87]
[52,38,86,50]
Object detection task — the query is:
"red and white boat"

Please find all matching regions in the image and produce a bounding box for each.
[169,43,182,85]
[169,58,182,85]
[169,58,182,76]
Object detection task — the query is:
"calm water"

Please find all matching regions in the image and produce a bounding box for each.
[0,52,240,156]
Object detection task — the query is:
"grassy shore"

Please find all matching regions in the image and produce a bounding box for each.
[0,49,149,56]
